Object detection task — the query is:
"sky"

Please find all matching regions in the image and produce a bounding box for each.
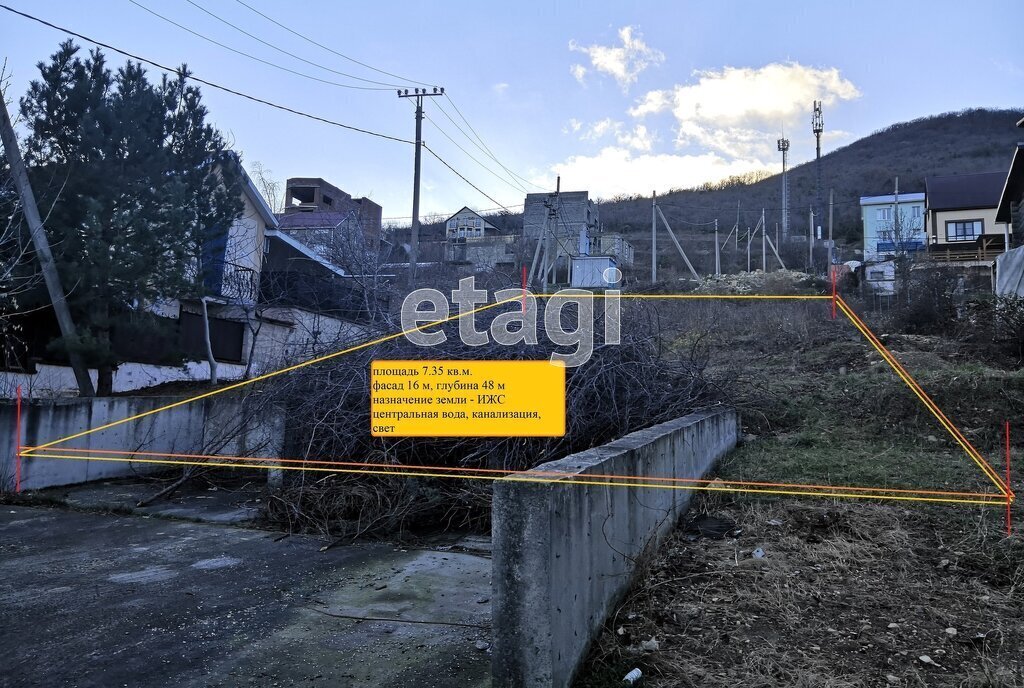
[1,1,1022,224]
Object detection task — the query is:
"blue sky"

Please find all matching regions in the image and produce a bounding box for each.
[1,1,1021,222]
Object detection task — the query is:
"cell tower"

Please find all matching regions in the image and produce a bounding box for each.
[777,137,790,241]
[812,100,824,225]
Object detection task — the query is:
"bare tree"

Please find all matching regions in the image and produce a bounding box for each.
[249,160,283,214]
[879,206,926,297]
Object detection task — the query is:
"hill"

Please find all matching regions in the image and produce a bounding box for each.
[598,108,1022,259]
[401,108,1022,274]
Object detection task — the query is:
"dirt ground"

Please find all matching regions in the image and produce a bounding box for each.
[576,494,1023,687]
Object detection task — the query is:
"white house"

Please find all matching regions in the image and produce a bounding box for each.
[860,192,926,261]
[1,163,370,398]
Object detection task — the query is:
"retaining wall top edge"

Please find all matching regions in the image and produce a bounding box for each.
[518,406,735,479]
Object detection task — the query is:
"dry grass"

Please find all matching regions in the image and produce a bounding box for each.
[576,495,1024,687]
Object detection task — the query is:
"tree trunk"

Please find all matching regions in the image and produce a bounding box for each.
[97,366,114,396]
[200,297,218,385]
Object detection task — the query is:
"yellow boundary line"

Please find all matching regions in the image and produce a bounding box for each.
[20,291,1006,505]
[27,452,1007,506]
[836,297,1011,497]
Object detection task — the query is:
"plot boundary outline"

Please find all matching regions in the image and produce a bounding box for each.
[18,292,1014,506]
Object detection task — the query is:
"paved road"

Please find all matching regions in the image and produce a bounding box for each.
[0,505,491,687]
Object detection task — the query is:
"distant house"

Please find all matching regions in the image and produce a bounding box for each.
[278,177,383,262]
[593,232,635,267]
[924,172,1010,262]
[445,206,497,238]
[523,191,599,245]
[442,207,516,269]
[860,192,926,261]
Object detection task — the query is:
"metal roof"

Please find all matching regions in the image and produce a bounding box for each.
[925,171,1006,211]
[859,193,925,205]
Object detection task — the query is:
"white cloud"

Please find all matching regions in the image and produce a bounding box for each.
[569,26,664,91]
[580,118,620,140]
[629,62,860,158]
[492,82,509,96]
[562,118,583,134]
[575,119,655,152]
[616,124,654,152]
[541,146,777,199]
[569,64,587,84]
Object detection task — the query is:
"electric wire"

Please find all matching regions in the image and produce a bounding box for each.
[0,4,414,144]
[438,95,545,191]
[423,110,530,195]
[231,0,434,87]
[183,0,417,89]
[127,0,395,91]
[421,144,512,211]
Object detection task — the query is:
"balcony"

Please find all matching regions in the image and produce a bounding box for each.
[925,235,1006,263]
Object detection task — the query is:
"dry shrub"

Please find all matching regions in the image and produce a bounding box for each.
[261,298,719,539]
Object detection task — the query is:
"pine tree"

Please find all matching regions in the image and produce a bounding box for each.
[19,41,242,394]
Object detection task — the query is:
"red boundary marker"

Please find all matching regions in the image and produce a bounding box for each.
[15,384,22,493]
[1006,420,1013,537]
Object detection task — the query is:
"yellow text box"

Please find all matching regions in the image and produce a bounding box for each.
[370,360,565,437]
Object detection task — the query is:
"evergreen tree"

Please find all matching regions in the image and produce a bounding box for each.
[19,41,242,394]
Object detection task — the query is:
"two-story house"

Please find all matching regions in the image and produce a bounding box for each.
[1,163,371,396]
[442,206,516,268]
[924,172,1010,261]
[860,192,926,261]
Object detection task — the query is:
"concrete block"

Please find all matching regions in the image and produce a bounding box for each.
[491,408,739,687]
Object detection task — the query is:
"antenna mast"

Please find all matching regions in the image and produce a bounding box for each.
[777,136,790,242]
[812,100,824,227]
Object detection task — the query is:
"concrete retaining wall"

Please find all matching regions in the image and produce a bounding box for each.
[0,395,284,491]
[996,245,1024,297]
[491,408,739,687]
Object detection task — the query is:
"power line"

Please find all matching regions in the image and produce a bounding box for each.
[0,4,414,144]
[422,144,513,212]
[231,0,435,88]
[183,0,415,89]
[381,204,525,223]
[438,95,545,192]
[421,108,530,195]
[128,0,395,91]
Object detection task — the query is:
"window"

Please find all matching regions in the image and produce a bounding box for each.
[946,220,983,242]
[878,230,894,241]
[876,207,892,222]
[868,270,886,281]
[911,206,922,220]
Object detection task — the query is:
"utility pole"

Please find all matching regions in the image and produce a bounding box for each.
[828,188,834,269]
[735,200,740,250]
[808,207,815,272]
[761,209,767,272]
[893,175,900,243]
[651,191,657,283]
[397,86,444,288]
[714,218,720,275]
[0,96,95,396]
